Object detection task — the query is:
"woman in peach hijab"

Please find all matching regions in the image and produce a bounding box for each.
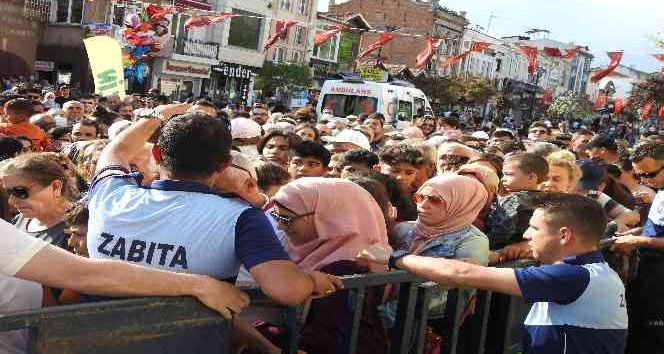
[271,177,391,354]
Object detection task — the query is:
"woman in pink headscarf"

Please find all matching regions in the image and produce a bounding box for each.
[270,177,391,354]
[390,174,489,320]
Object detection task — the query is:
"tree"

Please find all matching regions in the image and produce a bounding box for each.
[414,74,496,110]
[254,61,313,97]
[546,91,593,119]
[629,73,664,107]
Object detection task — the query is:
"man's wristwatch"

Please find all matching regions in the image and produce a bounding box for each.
[137,108,167,123]
[389,250,409,270]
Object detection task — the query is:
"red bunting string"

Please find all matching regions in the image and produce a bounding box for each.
[263,19,298,51]
[439,41,490,68]
[591,51,623,83]
[518,45,539,74]
[184,13,239,30]
[543,47,562,57]
[356,33,396,62]
[145,4,185,19]
[415,37,443,68]
[314,25,347,46]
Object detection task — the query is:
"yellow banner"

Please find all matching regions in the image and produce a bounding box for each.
[83,36,126,99]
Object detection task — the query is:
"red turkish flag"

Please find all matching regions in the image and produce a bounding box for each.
[263,19,298,51]
[614,98,625,115]
[561,47,581,59]
[356,33,397,62]
[439,42,488,68]
[470,42,490,52]
[314,25,346,46]
[543,47,563,57]
[642,102,654,118]
[518,46,539,74]
[415,37,443,68]
[184,13,239,30]
[591,51,623,83]
[594,94,607,109]
[145,4,184,19]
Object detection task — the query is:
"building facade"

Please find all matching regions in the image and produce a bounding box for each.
[0,0,47,79]
[586,64,651,101]
[267,0,318,64]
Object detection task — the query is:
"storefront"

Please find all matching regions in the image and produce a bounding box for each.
[209,62,258,106]
[151,58,211,101]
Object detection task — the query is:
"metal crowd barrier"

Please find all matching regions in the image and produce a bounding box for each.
[0,240,626,354]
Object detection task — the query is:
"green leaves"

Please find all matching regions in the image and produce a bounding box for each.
[547,91,593,118]
[629,73,664,107]
[255,61,313,95]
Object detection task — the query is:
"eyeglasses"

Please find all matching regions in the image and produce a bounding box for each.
[635,166,664,180]
[6,186,36,200]
[269,210,315,227]
[413,193,445,205]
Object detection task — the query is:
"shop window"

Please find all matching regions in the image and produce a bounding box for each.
[228,9,263,50]
[54,0,83,23]
[280,0,292,11]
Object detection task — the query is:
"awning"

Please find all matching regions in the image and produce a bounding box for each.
[0,51,31,78]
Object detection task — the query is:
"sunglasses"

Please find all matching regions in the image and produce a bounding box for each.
[6,186,34,200]
[269,210,315,227]
[635,166,664,180]
[413,193,445,205]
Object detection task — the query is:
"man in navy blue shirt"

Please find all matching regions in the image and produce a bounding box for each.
[614,142,664,352]
[359,193,628,354]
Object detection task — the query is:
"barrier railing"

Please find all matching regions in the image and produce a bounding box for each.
[0,240,626,354]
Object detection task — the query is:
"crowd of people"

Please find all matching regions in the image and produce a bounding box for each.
[0,80,663,354]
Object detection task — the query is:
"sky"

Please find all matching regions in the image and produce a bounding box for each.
[317,0,664,72]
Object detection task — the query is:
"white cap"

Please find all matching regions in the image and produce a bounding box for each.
[231,118,262,139]
[327,129,371,150]
[471,131,490,140]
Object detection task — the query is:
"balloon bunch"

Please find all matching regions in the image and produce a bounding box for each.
[120,4,182,83]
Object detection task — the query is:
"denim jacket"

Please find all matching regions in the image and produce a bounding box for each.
[381,223,489,323]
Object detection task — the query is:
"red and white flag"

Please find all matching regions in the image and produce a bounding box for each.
[184,13,239,30]
[543,47,563,57]
[591,51,623,83]
[264,19,298,51]
[356,33,397,62]
[314,25,346,46]
[415,37,443,68]
[561,47,581,59]
[518,45,539,74]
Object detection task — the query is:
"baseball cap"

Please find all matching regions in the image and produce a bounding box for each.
[576,160,607,191]
[230,118,262,139]
[327,129,371,150]
[471,131,490,140]
[230,151,257,180]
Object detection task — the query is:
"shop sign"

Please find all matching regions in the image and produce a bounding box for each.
[83,23,113,37]
[213,63,254,80]
[310,58,338,78]
[358,67,387,82]
[34,60,54,72]
[163,60,211,78]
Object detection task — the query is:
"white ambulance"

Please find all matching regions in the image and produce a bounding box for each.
[316,78,433,123]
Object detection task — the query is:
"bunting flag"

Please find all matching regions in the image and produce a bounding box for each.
[263,19,298,51]
[594,94,607,110]
[590,51,623,83]
[439,41,490,68]
[652,54,664,73]
[543,47,563,57]
[314,25,347,46]
[518,45,539,74]
[145,4,184,19]
[184,13,239,30]
[415,37,443,68]
[561,47,581,59]
[356,33,397,62]
[614,98,625,115]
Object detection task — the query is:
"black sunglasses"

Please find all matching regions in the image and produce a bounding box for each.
[635,166,664,180]
[6,186,31,200]
[269,210,315,227]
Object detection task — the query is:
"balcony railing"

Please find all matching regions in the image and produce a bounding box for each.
[174,38,219,60]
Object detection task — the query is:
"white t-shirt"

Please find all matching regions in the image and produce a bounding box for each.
[0,220,46,354]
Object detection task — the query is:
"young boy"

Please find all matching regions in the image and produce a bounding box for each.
[487,153,549,262]
[0,98,51,151]
[288,141,331,179]
[377,144,427,195]
[339,149,379,178]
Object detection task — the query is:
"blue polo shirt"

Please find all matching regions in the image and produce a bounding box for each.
[87,166,290,280]
[515,251,628,354]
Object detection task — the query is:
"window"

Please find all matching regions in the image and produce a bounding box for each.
[414,98,427,117]
[312,28,337,61]
[228,9,263,50]
[298,0,307,14]
[111,4,125,26]
[322,94,378,117]
[274,47,287,62]
[291,50,301,62]
[280,0,291,11]
[398,100,413,120]
[294,26,306,44]
[55,0,83,23]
